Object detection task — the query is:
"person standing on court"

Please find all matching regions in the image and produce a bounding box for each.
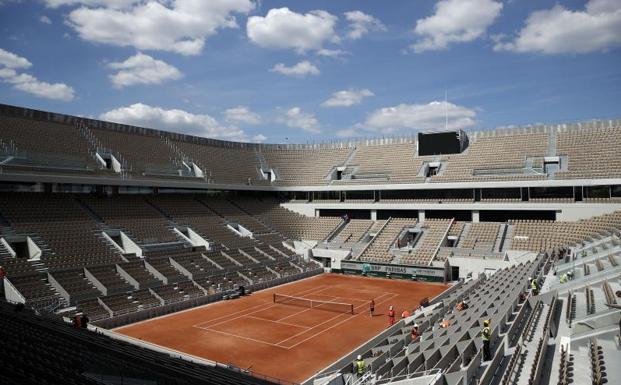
[354,355,365,378]
[369,299,375,317]
[388,305,396,327]
[480,319,492,361]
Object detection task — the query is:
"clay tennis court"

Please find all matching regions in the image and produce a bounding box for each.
[115,274,449,383]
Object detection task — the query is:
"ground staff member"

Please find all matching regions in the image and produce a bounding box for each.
[354,355,365,377]
[387,306,396,326]
[480,319,492,361]
[531,277,539,296]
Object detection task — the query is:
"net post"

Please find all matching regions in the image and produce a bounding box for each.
[273,293,276,303]
[351,304,354,315]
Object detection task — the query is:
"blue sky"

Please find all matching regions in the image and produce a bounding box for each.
[0,0,620,144]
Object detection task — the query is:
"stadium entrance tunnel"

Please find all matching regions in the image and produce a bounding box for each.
[1,235,42,260]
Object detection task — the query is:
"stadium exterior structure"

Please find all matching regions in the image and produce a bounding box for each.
[1,103,621,225]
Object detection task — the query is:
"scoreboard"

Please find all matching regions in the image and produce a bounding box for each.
[417,130,468,156]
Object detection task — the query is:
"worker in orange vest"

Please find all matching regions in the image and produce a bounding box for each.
[387,306,396,327]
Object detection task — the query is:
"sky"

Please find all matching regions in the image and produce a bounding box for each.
[0,0,620,144]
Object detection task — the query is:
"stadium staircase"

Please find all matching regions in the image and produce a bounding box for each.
[455,223,472,248]
[323,219,348,242]
[547,132,557,157]
[161,136,203,178]
[494,224,509,253]
[225,198,294,241]
[355,218,391,261]
[76,120,106,169]
[343,147,358,167]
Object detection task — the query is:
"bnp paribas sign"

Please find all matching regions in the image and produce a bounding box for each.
[341,261,444,278]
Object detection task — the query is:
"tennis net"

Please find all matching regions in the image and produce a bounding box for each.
[273,293,354,314]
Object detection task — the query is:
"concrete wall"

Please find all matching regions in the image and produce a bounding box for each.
[4,278,26,303]
[555,204,621,221]
[0,237,16,257]
[282,202,316,217]
[284,202,621,221]
[26,236,42,260]
[187,228,209,248]
[144,260,168,284]
[120,231,143,256]
[311,248,351,269]
[447,252,537,279]
[448,257,512,279]
[84,267,108,296]
[102,232,126,254]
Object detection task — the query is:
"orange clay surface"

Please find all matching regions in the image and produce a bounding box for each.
[115,273,449,384]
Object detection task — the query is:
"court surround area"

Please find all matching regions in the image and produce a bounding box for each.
[115,273,448,383]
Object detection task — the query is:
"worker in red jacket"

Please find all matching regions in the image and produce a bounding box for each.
[387,305,396,327]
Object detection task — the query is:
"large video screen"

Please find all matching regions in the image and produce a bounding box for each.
[418,131,462,156]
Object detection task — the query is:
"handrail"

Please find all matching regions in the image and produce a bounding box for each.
[429,218,454,266]
[356,217,391,260]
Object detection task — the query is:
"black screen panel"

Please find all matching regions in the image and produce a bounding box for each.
[418,131,462,155]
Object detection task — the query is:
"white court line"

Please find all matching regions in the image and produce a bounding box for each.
[195,326,287,349]
[194,285,334,329]
[276,307,312,322]
[191,284,330,329]
[303,293,381,303]
[284,293,400,349]
[195,290,398,351]
[274,292,394,347]
[115,271,324,331]
[273,293,356,322]
[195,285,333,329]
[245,315,311,330]
[191,284,327,328]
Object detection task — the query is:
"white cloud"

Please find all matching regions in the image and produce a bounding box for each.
[279,107,321,133]
[495,0,621,54]
[322,88,374,108]
[412,0,503,52]
[252,134,267,143]
[10,75,74,101]
[0,48,32,69]
[247,7,339,53]
[106,53,182,88]
[45,0,136,8]
[335,128,358,138]
[0,49,74,101]
[65,0,254,55]
[317,48,346,57]
[271,61,319,77]
[359,101,476,134]
[344,10,386,39]
[100,103,247,140]
[40,15,52,24]
[224,106,261,125]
